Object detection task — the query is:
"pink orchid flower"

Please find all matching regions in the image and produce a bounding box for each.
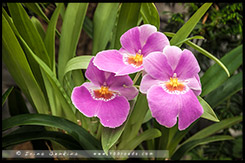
[140,46,203,130]
[93,24,170,76]
[71,57,138,128]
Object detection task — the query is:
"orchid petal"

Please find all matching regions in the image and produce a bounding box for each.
[178,90,203,130]
[71,85,100,117]
[174,49,200,79]
[144,52,173,81]
[142,32,170,56]
[139,24,157,46]
[140,74,162,94]
[147,85,179,128]
[120,26,141,54]
[93,50,126,74]
[107,75,138,100]
[85,57,106,86]
[163,45,183,71]
[97,95,130,128]
[186,75,202,96]
[115,65,143,76]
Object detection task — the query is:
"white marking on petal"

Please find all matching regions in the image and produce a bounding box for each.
[88,88,119,102]
[122,54,143,68]
[160,80,189,95]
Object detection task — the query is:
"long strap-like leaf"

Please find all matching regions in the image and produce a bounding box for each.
[2,114,102,150]
[169,3,212,47]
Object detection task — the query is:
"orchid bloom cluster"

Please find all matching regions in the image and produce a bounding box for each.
[71,24,203,130]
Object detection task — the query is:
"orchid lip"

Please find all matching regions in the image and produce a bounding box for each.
[122,50,144,68]
[161,73,190,95]
[88,86,119,102]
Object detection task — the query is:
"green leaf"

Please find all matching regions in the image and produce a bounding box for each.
[23,3,49,23]
[205,72,242,107]
[31,16,46,41]
[8,87,29,116]
[175,35,204,47]
[7,3,51,97]
[120,93,149,143]
[164,32,231,80]
[143,109,153,124]
[2,14,49,114]
[23,3,61,37]
[201,45,242,96]
[17,35,77,122]
[8,3,51,67]
[71,70,85,87]
[58,3,88,83]
[117,128,162,150]
[101,99,137,155]
[2,114,102,150]
[101,125,125,155]
[2,87,14,106]
[185,40,230,77]
[44,3,63,74]
[64,56,93,76]
[3,130,82,150]
[140,3,160,29]
[93,3,119,55]
[198,96,219,122]
[83,16,93,39]
[114,3,141,49]
[169,3,212,47]
[182,116,242,145]
[168,122,197,157]
[171,135,233,160]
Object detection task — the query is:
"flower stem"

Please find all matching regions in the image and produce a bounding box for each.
[133,71,142,84]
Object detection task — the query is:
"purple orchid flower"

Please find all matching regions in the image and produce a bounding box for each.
[93,24,170,76]
[140,45,203,130]
[71,57,138,128]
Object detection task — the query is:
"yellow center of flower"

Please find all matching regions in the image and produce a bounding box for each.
[169,77,179,88]
[94,86,114,99]
[165,77,185,92]
[127,53,143,67]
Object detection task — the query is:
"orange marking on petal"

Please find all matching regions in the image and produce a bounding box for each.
[165,77,185,92]
[94,86,114,99]
[127,54,143,67]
